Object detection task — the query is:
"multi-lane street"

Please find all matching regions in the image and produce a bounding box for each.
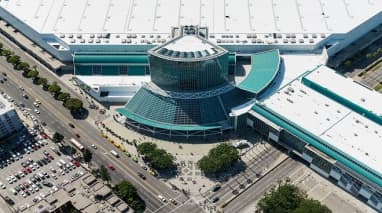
[222,157,304,213]
[0,49,200,212]
[202,143,286,208]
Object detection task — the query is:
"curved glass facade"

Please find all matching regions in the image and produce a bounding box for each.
[149,53,229,91]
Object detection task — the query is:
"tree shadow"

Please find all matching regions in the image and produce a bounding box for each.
[70,108,89,120]
[156,165,179,179]
[202,160,247,182]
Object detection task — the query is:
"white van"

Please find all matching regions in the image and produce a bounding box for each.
[110,150,119,158]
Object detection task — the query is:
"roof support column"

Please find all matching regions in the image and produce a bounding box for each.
[233,116,238,131]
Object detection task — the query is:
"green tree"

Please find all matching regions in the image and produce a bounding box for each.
[56,92,71,102]
[197,143,239,174]
[114,181,137,201]
[27,69,39,78]
[0,49,11,57]
[15,62,30,71]
[36,77,48,86]
[137,142,175,170]
[113,181,146,213]
[257,182,331,213]
[53,132,64,143]
[82,148,92,163]
[292,199,331,213]
[0,42,3,50]
[99,165,111,182]
[48,82,61,95]
[6,54,20,65]
[257,183,305,213]
[148,149,174,170]
[64,98,83,112]
[137,142,157,154]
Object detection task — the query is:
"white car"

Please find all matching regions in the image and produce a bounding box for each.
[91,144,97,149]
[158,195,167,202]
[51,173,57,180]
[33,102,39,107]
[0,182,6,189]
[34,109,40,114]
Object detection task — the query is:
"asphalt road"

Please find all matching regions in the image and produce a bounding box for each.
[223,157,304,213]
[0,57,191,213]
[203,143,285,206]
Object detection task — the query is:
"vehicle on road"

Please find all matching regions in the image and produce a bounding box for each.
[107,164,115,171]
[35,99,41,104]
[110,150,119,158]
[34,109,40,114]
[137,172,146,180]
[70,138,84,151]
[4,196,14,205]
[211,184,221,192]
[169,198,178,205]
[149,170,158,177]
[91,144,97,149]
[158,195,166,202]
[75,134,80,138]
[212,197,219,203]
[68,123,75,128]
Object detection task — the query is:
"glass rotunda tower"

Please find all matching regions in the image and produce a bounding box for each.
[117,26,248,139]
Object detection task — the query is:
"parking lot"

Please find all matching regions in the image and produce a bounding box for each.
[0,125,85,210]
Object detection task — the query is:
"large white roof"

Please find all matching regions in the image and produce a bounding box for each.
[262,74,382,176]
[1,0,381,45]
[165,36,215,52]
[304,65,382,117]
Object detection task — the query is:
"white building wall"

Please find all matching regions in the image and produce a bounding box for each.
[326,11,382,56]
[0,106,22,139]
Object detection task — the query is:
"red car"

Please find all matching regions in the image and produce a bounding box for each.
[107,164,115,171]
[25,167,32,173]
[48,155,54,160]
[72,160,80,167]
[40,133,48,139]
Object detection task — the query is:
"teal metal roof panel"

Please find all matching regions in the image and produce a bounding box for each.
[116,108,222,131]
[251,105,382,187]
[74,53,236,65]
[237,49,280,94]
[74,54,148,64]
